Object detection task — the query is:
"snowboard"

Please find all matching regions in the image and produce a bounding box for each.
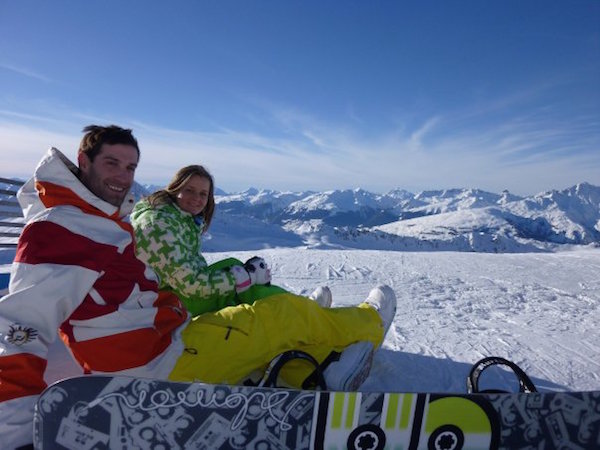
[33,375,599,449]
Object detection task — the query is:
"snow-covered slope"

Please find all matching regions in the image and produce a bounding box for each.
[202,210,305,252]
[26,247,599,393]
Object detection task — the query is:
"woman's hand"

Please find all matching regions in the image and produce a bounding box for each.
[244,256,272,285]
[229,257,271,293]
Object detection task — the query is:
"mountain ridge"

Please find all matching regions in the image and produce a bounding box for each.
[1,179,598,253]
[204,182,600,253]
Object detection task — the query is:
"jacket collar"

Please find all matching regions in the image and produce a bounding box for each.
[18,147,136,222]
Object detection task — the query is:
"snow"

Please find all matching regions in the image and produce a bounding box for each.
[1,178,599,394]
[22,247,600,394]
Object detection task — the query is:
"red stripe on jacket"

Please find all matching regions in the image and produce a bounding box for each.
[60,291,186,373]
[64,328,174,372]
[0,354,47,402]
[15,221,118,272]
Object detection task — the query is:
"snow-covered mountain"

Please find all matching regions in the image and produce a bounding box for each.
[205,182,600,253]
[2,178,599,252]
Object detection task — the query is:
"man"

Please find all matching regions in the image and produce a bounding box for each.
[0,125,396,448]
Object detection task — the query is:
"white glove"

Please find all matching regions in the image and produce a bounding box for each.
[244,256,272,285]
[230,265,252,293]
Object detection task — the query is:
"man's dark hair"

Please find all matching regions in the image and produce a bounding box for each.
[79,125,140,162]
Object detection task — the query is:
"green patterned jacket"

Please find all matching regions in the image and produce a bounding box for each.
[131,199,238,315]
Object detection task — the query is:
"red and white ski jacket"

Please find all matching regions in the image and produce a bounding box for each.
[0,148,189,448]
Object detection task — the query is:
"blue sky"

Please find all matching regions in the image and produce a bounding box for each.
[0,1,598,196]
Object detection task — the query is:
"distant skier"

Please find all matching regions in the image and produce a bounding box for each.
[0,125,396,449]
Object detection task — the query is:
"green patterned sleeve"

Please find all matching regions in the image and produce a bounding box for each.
[133,204,238,315]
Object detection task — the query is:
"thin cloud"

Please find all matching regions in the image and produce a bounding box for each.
[0,63,52,83]
[408,117,440,151]
[92,106,600,195]
[0,96,597,196]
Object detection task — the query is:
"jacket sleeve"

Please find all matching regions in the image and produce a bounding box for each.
[133,208,239,315]
[0,220,106,448]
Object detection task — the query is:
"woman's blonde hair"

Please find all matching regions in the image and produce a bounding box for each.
[146,165,215,232]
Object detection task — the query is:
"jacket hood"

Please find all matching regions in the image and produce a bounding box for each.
[17,147,136,222]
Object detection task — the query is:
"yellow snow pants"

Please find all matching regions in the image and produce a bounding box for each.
[169,292,384,387]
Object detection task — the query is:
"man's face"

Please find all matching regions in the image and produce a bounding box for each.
[78,143,139,207]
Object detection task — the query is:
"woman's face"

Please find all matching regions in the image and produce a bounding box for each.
[175,174,211,215]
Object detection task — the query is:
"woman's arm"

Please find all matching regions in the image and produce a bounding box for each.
[133,207,239,315]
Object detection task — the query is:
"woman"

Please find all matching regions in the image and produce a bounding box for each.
[131,165,287,316]
[131,165,393,390]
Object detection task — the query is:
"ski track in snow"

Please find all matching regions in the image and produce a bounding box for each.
[2,248,598,394]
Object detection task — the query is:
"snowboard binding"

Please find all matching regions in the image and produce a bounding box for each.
[467,356,538,394]
[257,349,328,390]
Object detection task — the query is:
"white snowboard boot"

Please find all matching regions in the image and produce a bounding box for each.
[364,284,397,335]
[323,285,397,391]
[309,286,333,308]
[323,341,374,391]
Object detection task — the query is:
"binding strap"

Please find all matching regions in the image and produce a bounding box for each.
[258,350,328,390]
[301,350,341,390]
[467,356,537,394]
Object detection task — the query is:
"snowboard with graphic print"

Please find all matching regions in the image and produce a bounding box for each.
[33,375,599,449]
